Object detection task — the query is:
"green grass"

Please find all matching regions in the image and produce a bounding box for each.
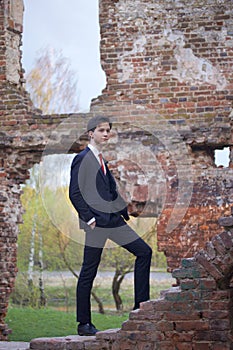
[6,307,129,342]
[7,272,173,342]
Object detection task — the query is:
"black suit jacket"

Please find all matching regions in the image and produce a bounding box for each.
[69,147,129,229]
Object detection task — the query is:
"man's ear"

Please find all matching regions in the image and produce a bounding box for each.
[88,131,93,138]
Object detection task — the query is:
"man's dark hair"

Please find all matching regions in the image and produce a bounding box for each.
[87,116,112,132]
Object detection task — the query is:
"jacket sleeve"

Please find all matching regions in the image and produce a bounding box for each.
[119,204,130,221]
[69,155,94,223]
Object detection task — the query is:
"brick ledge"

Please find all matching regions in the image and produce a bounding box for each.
[29,328,120,350]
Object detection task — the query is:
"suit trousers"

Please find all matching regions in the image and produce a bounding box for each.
[76,219,152,323]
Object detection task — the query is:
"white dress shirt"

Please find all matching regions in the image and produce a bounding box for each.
[88,144,106,174]
[86,144,106,225]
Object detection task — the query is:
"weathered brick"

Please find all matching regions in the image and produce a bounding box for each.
[166,331,194,342]
[218,231,233,249]
[175,320,209,332]
[164,310,202,321]
[195,330,230,342]
[212,236,226,256]
[180,279,198,290]
[164,289,193,302]
[218,216,233,228]
[171,343,192,350]
[1,0,233,349]
[196,251,224,280]
[193,343,212,350]
[205,241,216,260]
[210,319,230,331]
[30,337,67,350]
[156,321,174,332]
[172,267,204,279]
[202,310,229,319]
[198,278,217,291]
[212,343,231,350]
[180,257,196,268]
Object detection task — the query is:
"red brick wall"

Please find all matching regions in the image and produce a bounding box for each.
[0,0,76,339]
[95,0,233,270]
[0,0,233,344]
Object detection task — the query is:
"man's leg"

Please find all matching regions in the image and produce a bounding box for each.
[77,226,107,325]
[76,244,103,324]
[110,223,152,310]
[123,237,152,309]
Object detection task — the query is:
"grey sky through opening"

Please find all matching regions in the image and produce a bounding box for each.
[22,0,106,112]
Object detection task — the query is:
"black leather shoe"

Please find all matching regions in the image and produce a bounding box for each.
[77,323,99,336]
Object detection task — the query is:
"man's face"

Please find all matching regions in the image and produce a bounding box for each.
[89,122,111,146]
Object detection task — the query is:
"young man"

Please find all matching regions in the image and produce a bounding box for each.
[69,116,152,336]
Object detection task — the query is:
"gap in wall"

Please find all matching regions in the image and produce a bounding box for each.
[214,147,230,168]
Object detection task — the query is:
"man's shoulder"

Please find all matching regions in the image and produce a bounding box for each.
[71,147,90,167]
[78,147,91,158]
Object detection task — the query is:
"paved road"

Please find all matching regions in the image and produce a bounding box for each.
[0,342,29,350]
[32,270,175,287]
[42,270,174,281]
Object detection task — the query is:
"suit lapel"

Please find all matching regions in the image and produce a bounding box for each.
[86,147,109,183]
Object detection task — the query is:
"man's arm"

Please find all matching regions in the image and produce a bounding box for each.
[69,154,95,224]
[116,192,130,221]
[107,167,130,221]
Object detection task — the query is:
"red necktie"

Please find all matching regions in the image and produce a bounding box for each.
[99,153,106,175]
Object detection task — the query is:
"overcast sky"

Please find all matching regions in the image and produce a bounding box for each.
[22,0,106,111]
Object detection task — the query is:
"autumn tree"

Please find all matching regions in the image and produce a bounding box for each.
[16,47,81,307]
[101,245,134,311]
[26,46,79,114]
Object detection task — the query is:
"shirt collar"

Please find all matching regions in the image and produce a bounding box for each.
[88,144,107,173]
[88,143,101,160]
